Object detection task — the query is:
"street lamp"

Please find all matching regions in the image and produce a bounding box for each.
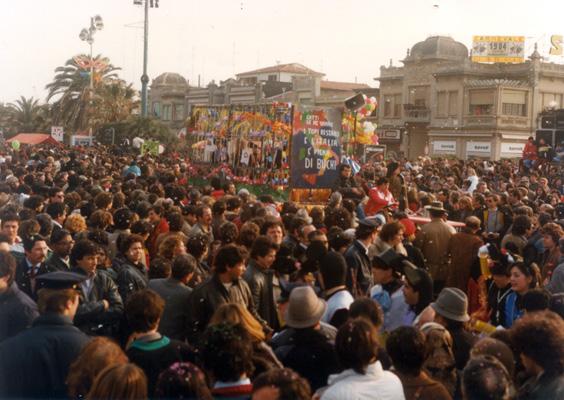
[79,15,104,139]
[134,0,159,118]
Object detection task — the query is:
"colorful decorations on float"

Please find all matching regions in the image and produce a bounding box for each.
[290,106,341,189]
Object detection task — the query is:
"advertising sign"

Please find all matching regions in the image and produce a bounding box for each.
[466,142,492,155]
[472,36,525,63]
[550,35,563,56]
[51,126,64,142]
[364,145,386,162]
[500,142,524,158]
[433,140,456,154]
[71,135,92,147]
[290,106,341,189]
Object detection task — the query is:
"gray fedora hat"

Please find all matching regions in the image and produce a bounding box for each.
[284,286,327,329]
[430,287,470,322]
[425,201,447,213]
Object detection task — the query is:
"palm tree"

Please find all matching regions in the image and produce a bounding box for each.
[46,54,120,132]
[7,96,49,133]
[93,80,139,126]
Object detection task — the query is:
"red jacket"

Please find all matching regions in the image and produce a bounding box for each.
[365,187,394,216]
[523,142,538,160]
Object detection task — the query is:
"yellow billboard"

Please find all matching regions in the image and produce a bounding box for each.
[472,36,525,63]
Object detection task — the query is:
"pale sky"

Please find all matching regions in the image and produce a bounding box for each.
[1,0,563,104]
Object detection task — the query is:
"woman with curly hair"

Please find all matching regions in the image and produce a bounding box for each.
[155,362,212,400]
[156,235,186,262]
[64,213,88,238]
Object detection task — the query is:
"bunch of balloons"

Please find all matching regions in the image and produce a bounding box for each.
[358,95,378,117]
[356,121,379,145]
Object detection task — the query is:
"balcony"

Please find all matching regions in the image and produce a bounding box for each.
[464,115,497,127]
[403,104,430,123]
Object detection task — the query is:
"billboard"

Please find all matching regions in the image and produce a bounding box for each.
[290,106,341,189]
[472,36,525,63]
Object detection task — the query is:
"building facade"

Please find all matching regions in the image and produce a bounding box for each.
[149,63,373,136]
[377,36,564,160]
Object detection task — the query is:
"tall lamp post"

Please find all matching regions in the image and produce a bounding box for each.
[134,0,159,118]
[79,15,104,139]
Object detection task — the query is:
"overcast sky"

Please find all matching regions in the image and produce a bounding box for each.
[1,0,563,104]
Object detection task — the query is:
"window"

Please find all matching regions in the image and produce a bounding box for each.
[542,92,562,109]
[448,91,458,116]
[469,90,494,115]
[268,74,278,81]
[173,104,184,121]
[409,86,429,108]
[383,95,392,117]
[437,91,448,116]
[152,102,161,117]
[161,104,172,121]
[393,94,402,117]
[501,90,527,116]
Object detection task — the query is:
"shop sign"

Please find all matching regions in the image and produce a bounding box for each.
[433,140,456,154]
[381,129,401,141]
[500,142,524,157]
[466,142,491,154]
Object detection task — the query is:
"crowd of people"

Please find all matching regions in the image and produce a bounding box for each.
[0,142,562,400]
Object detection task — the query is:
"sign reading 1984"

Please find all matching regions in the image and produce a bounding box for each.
[472,36,525,63]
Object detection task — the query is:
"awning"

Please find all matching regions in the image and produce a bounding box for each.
[7,133,60,146]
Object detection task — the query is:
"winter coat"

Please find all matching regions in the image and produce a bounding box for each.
[275,327,339,392]
[0,282,38,342]
[446,231,483,292]
[414,219,454,283]
[116,259,149,303]
[0,313,90,399]
[185,274,266,341]
[72,267,124,336]
[344,240,373,297]
[394,371,452,400]
[148,277,192,341]
[243,260,279,331]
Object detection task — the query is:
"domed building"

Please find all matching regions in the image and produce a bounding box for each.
[406,36,468,63]
[148,72,189,134]
[377,35,564,160]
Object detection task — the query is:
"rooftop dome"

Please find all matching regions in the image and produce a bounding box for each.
[152,72,187,86]
[407,36,468,62]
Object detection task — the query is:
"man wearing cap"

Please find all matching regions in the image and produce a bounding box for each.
[273,286,339,392]
[344,218,380,297]
[431,287,477,371]
[0,271,90,398]
[414,201,454,294]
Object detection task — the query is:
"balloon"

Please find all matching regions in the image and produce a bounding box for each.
[11,140,20,150]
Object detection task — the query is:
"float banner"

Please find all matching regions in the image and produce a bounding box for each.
[291,106,341,189]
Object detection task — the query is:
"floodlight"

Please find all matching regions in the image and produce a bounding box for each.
[93,15,104,30]
[79,29,89,41]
